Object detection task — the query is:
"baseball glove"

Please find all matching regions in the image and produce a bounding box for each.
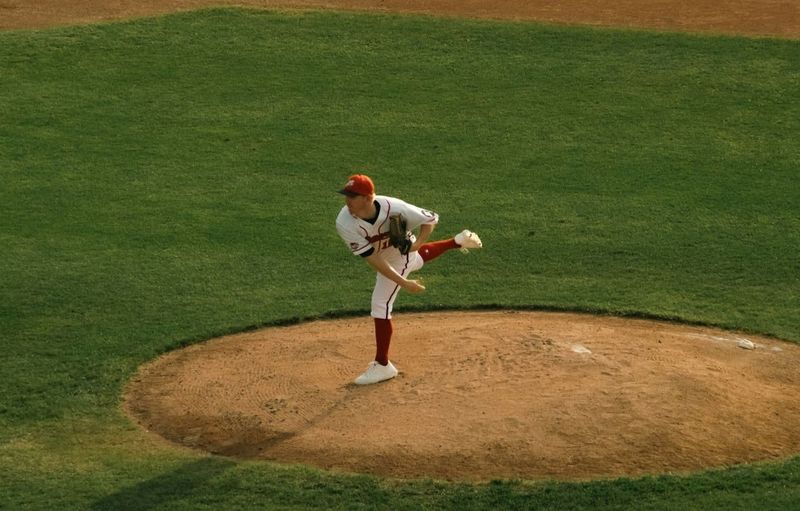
[388,214,412,255]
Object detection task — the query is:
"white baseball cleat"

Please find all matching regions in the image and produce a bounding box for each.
[455,229,483,253]
[354,361,398,385]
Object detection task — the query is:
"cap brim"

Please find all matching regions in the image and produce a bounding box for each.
[338,189,360,197]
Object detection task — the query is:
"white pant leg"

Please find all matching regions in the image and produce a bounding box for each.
[370,251,424,319]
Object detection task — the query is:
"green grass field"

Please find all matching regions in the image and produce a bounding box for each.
[1,7,799,510]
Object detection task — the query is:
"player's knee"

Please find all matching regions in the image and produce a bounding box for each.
[371,310,391,320]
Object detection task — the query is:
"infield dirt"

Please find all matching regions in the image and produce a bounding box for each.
[2,0,798,39]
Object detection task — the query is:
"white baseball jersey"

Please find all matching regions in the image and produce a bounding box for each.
[336,195,439,260]
[336,195,439,319]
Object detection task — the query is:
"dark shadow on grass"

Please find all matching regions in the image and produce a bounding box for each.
[90,457,235,511]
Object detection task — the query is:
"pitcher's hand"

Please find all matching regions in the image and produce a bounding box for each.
[402,279,426,294]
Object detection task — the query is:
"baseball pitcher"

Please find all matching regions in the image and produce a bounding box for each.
[335,174,482,385]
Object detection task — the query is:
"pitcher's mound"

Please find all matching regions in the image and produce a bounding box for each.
[124,311,800,481]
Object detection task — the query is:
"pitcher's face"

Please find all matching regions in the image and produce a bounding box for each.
[345,194,374,219]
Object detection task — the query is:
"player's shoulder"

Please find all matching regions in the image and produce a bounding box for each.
[335,206,356,230]
[336,205,350,221]
[376,195,410,211]
[377,194,405,203]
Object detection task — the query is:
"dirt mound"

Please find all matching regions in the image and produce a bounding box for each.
[124,311,800,481]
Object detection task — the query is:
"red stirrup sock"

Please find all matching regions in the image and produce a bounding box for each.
[374,318,393,366]
[419,239,459,262]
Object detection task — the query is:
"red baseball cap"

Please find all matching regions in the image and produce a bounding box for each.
[338,174,375,197]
